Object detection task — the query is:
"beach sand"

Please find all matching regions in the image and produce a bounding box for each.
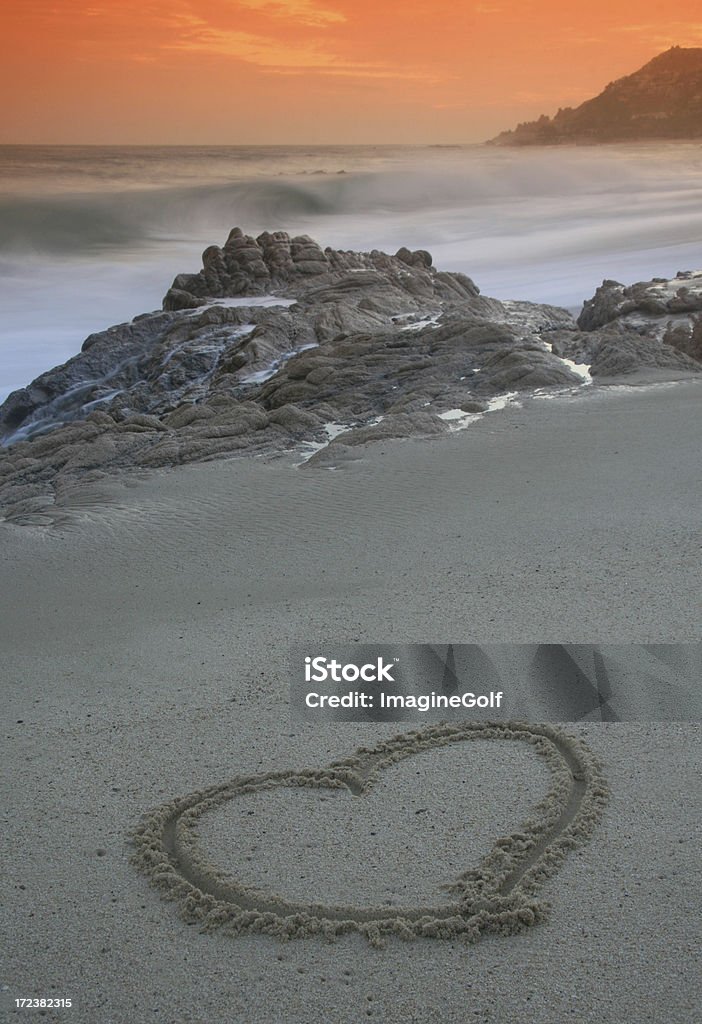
[2,380,701,1022]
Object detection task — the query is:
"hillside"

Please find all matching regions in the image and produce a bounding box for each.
[488,46,702,145]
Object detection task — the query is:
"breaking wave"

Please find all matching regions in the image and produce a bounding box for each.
[3,141,700,257]
[0,181,341,254]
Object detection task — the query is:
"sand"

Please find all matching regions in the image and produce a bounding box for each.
[130,723,607,944]
[1,380,701,1022]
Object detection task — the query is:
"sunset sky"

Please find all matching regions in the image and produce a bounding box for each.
[2,1,701,144]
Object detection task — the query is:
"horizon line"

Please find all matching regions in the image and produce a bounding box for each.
[0,140,489,148]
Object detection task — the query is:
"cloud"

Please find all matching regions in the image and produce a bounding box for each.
[270,66,444,81]
[166,21,351,68]
[614,22,702,47]
[164,6,441,81]
[21,1,436,81]
[235,0,345,28]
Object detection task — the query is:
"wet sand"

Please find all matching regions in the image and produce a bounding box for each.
[1,380,701,1021]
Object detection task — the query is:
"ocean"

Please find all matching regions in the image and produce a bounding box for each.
[1,142,701,403]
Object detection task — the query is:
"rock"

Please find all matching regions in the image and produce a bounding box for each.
[2,226,698,524]
[163,289,206,311]
[476,344,584,391]
[551,324,702,378]
[333,411,447,447]
[578,271,702,336]
[86,411,117,428]
[663,316,702,362]
[302,442,362,470]
[122,414,168,432]
[267,404,324,436]
[395,247,433,269]
[588,333,702,377]
[164,405,216,429]
[578,280,629,331]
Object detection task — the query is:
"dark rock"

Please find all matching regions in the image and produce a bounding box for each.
[663,316,702,362]
[551,324,702,377]
[163,289,206,312]
[577,273,702,359]
[578,280,628,331]
[476,344,584,391]
[2,227,695,525]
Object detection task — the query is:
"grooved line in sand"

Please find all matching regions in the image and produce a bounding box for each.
[131,722,608,945]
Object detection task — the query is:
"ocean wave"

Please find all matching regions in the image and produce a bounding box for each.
[0,195,147,252]
[4,145,696,255]
[0,180,343,254]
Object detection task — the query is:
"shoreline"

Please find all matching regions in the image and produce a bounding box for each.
[2,377,701,658]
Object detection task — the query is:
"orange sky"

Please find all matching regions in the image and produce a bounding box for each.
[2,1,701,143]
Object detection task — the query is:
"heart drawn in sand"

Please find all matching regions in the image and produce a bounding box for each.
[131,722,608,945]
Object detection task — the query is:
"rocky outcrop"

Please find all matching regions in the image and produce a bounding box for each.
[0,228,700,525]
[541,269,702,378]
[488,47,702,145]
[577,271,702,331]
[162,227,454,311]
[663,316,702,364]
[549,324,702,379]
[0,228,569,450]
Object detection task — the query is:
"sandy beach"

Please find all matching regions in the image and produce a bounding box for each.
[2,380,701,1022]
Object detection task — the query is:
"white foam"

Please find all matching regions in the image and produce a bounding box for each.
[295,421,351,462]
[324,422,354,441]
[81,388,123,410]
[558,356,592,383]
[400,315,441,332]
[437,391,521,432]
[295,415,386,465]
[486,392,521,413]
[438,410,484,431]
[1,419,63,447]
[200,295,297,309]
[438,408,470,421]
[240,342,318,385]
[540,339,591,383]
[161,325,255,369]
